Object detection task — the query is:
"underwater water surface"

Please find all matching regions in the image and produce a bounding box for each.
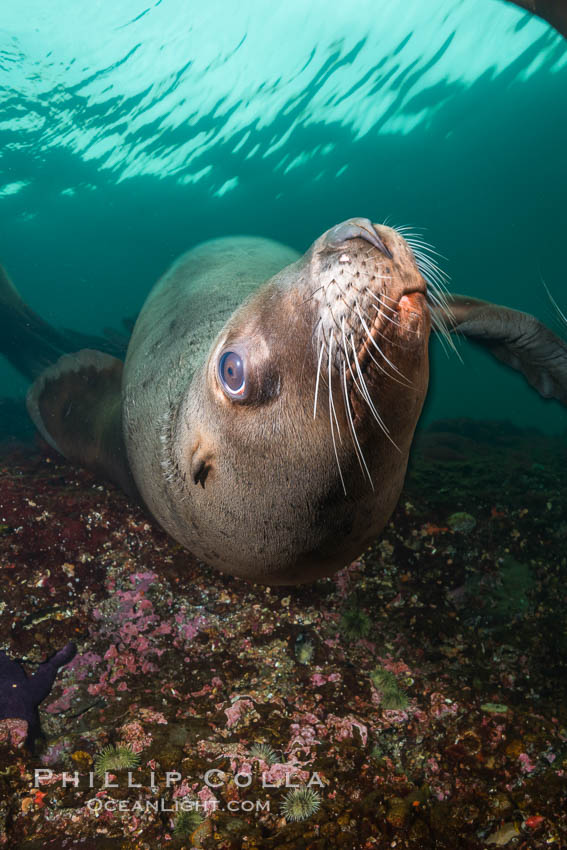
[0,0,566,429]
[0,2,567,848]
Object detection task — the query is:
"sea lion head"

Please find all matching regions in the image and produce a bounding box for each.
[165,218,431,583]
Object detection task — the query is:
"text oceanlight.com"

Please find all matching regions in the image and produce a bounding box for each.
[85,798,270,814]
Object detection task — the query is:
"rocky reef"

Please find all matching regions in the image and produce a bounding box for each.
[0,415,566,848]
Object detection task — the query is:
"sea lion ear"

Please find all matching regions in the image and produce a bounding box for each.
[26,349,139,498]
[433,294,567,406]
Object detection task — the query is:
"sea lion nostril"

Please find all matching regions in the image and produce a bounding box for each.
[327,217,393,260]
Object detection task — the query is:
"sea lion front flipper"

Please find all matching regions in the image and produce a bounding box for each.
[433,294,567,405]
[26,349,139,498]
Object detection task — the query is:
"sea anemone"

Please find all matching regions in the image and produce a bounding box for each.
[280,787,322,822]
[173,810,203,837]
[370,667,409,710]
[294,633,315,664]
[249,742,279,764]
[93,743,141,777]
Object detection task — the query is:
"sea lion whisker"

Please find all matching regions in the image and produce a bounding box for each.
[340,315,368,402]
[359,327,414,389]
[413,254,452,296]
[363,307,411,351]
[337,320,384,480]
[428,306,462,360]
[328,303,351,341]
[313,337,326,419]
[377,291,401,305]
[427,284,453,311]
[400,232,452,296]
[365,289,398,316]
[393,224,439,247]
[367,298,419,334]
[337,311,400,448]
[309,315,323,345]
[327,333,343,445]
[341,359,374,489]
[432,320,459,359]
[304,318,325,393]
[402,234,449,266]
[413,251,449,286]
[359,328,412,387]
[364,291,420,340]
[426,286,455,322]
[348,331,396,438]
[354,306,413,387]
[420,268,451,301]
[391,223,418,239]
[543,279,567,330]
[429,302,457,347]
[378,306,417,332]
[363,274,393,289]
[431,321,454,359]
[357,298,396,328]
[302,284,325,305]
[399,229,446,253]
[397,229,450,283]
[328,333,346,494]
[414,248,451,276]
[423,278,454,322]
[423,272,449,298]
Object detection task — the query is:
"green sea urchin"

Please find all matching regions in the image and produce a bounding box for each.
[339,606,371,640]
[280,787,322,822]
[93,743,141,777]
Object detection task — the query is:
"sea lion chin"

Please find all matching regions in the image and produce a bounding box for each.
[2,217,566,585]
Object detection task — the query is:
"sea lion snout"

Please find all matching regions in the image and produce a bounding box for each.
[307,219,429,377]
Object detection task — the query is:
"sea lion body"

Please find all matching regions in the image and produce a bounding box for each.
[122,225,429,582]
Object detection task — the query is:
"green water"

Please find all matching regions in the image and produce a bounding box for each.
[0,0,566,431]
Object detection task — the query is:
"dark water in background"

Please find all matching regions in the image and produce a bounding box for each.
[1,0,566,433]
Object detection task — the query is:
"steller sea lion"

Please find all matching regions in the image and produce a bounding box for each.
[1,218,566,584]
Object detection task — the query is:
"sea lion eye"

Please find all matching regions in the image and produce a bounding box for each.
[218,350,246,397]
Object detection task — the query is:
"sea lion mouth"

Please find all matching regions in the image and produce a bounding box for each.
[398,290,427,329]
[352,286,428,406]
[357,286,427,357]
